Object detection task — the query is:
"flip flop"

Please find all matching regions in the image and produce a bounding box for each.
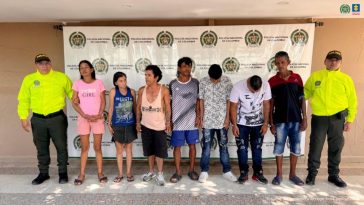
[113,176,124,183]
[98,175,108,183]
[74,176,85,185]
[272,176,282,185]
[187,171,199,181]
[289,175,304,186]
[170,173,182,183]
[127,175,135,182]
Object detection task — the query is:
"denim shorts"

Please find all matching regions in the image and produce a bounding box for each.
[273,122,301,156]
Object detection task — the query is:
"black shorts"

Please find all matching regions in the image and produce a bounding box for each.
[112,125,137,144]
[141,125,168,158]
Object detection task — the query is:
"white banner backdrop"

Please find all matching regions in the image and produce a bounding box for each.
[64,24,315,159]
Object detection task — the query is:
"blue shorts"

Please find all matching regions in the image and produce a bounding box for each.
[273,122,301,156]
[171,129,199,147]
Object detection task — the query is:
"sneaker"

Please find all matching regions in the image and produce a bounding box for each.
[32,173,50,185]
[252,171,268,184]
[142,172,156,182]
[237,171,248,184]
[222,171,237,182]
[328,175,347,188]
[198,172,208,183]
[305,173,316,185]
[156,173,165,186]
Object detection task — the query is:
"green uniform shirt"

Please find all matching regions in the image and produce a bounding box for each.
[17,69,73,119]
[304,68,357,122]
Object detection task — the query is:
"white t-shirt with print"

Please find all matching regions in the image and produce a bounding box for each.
[230,79,271,126]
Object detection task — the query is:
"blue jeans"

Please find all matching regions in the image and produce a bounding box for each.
[236,125,263,173]
[200,128,231,173]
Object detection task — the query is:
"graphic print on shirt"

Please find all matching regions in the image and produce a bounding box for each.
[238,93,264,126]
[141,105,162,113]
[114,97,134,124]
[79,88,96,97]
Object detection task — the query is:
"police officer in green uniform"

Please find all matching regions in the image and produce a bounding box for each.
[18,54,73,185]
[304,50,358,188]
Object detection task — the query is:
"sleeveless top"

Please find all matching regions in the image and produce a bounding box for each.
[111,87,135,126]
[141,85,166,131]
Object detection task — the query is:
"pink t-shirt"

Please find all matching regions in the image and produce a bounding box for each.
[72,79,105,115]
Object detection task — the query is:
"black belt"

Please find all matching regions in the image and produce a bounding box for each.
[33,110,64,119]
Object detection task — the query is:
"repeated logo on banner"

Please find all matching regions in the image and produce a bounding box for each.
[64,24,315,159]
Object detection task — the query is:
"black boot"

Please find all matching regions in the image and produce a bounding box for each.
[32,173,50,185]
[328,175,347,188]
[305,173,316,185]
[59,172,69,184]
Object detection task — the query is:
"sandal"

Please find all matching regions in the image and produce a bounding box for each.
[98,174,108,183]
[272,176,282,185]
[187,171,199,181]
[289,175,304,186]
[113,176,124,183]
[170,173,182,183]
[74,176,85,185]
[127,175,135,182]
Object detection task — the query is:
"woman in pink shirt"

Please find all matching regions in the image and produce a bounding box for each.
[72,60,107,185]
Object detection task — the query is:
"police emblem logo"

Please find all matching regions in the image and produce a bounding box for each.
[112,31,129,47]
[73,135,81,151]
[69,32,86,48]
[267,57,278,73]
[156,31,174,47]
[191,59,196,73]
[340,4,351,14]
[245,30,263,47]
[135,58,152,73]
[92,58,109,75]
[352,4,360,13]
[290,29,309,46]
[200,30,218,47]
[222,57,240,73]
[34,80,40,87]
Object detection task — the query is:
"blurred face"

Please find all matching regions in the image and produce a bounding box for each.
[209,77,221,84]
[79,62,93,78]
[35,61,52,75]
[145,70,158,86]
[115,75,127,89]
[274,56,290,72]
[325,58,341,71]
[247,79,261,93]
[247,85,261,93]
[178,63,192,77]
